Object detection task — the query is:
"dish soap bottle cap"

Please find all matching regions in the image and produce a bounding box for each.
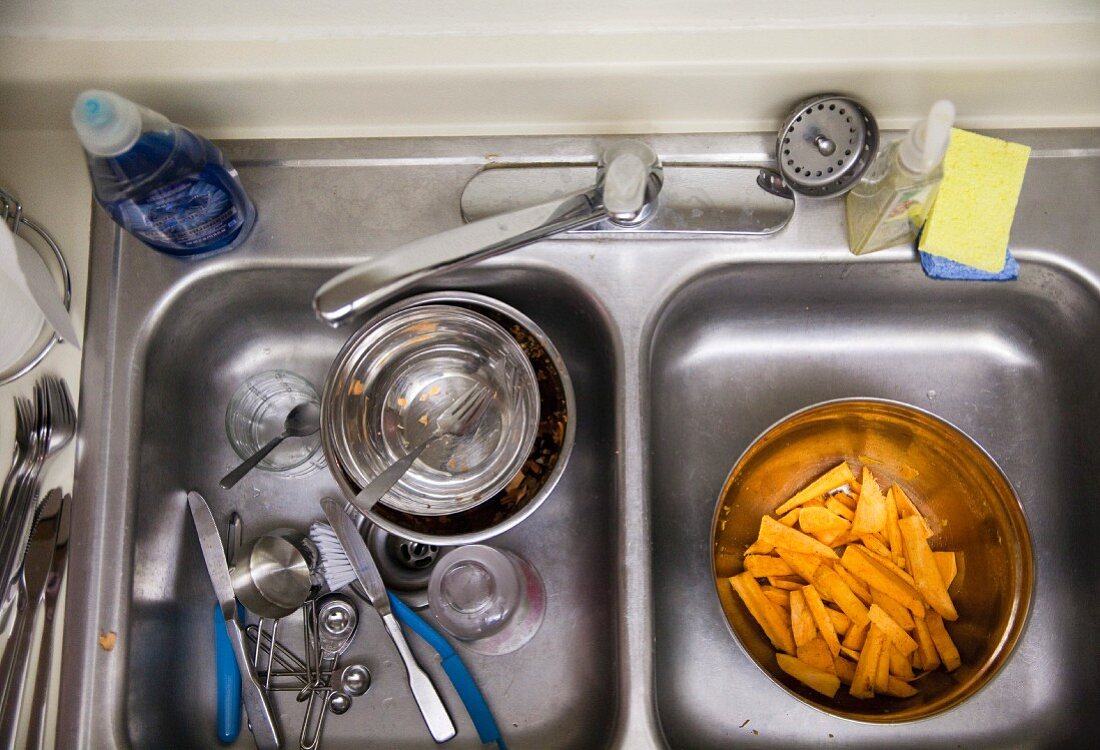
[898,100,955,174]
[71,90,144,157]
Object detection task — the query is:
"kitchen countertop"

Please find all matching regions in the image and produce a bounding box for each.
[0,129,88,750]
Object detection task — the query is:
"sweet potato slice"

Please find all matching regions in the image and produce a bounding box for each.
[884,486,906,566]
[925,612,962,671]
[776,653,841,698]
[745,555,794,578]
[867,604,919,656]
[778,508,801,528]
[889,643,915,680]
[775,462,857,516]
[841,619,869,650]
[870,588,914,630]
[882,676,919,698]
[799,507,852,537]
[934,550,958,589]
[774,548,822,584]
[761,587,790,609]
[850,467,887,536]
[912,615,941,671]
[840,545,925,616]
[861,534,893,559]
[796,636,836,674]
[730,572,796,654]
[759,515,839,560]
[856,543,917,587]
[830,488,858,511]
[891,484,933,538]
[850,625,885,699]
[827,607,851,636]
[745,539,775,556]
[833,656,857,685]
[813,567,870,626]
[873,633,892,693]
[802,585,842,657]
[835,564,873,605]
[825,497,856,521]
[790,589,818,647]
[899,516,958,620]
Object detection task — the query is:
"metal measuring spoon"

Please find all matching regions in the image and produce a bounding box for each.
[220,402,321,489]
[299,594,360,750]
[334,663,371,697]
[329,692,352,715]
[326,664,371,715]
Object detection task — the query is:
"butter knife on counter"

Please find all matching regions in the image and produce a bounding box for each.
[321,497,456,743]
[25,492,70,750]
[0,488,63,749]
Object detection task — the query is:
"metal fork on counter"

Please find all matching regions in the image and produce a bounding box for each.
[0,375,76,624]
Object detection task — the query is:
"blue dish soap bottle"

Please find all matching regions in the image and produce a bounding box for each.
[71,90,256,257]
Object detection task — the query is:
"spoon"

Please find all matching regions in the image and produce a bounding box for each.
[328,664,371,714]
[335,663,371,697]
[220,402,321,489]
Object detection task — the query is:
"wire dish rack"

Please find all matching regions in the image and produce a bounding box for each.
[0,187,72,386]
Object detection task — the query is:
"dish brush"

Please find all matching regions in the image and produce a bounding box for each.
[309,522,357,592]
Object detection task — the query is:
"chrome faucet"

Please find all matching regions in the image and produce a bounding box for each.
[313,140,663,326]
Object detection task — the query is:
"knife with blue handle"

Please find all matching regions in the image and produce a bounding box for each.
[214,512,244,743]
[188,492,281,750]
[214,602,246,742]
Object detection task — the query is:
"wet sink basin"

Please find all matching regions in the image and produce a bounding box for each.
[65,130,1100,748]
[649,261,1100,747]
[126,266,617,749]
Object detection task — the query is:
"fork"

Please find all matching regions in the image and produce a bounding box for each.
[0,398,34,519]
[44,377,76,459]
[349,383,493,514]
[0,376,75,629]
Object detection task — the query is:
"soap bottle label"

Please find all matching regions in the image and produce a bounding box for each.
[128,176,243,249]
[859,183,938,252]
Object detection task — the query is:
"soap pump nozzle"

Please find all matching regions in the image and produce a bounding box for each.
[898,99,955,174]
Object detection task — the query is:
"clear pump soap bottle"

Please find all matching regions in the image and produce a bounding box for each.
[845,100,954,255]
[72,90,255,257]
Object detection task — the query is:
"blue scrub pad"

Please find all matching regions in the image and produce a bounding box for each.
[919,249,1019,281]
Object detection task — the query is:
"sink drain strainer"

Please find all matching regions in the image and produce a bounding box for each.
[356,524,447,608]
[777,94,878,197]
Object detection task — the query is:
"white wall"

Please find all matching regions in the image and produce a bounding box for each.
[3,1,1097,39]
[1,1,1097,137]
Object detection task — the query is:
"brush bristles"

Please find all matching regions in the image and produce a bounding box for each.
[309,522,357,591]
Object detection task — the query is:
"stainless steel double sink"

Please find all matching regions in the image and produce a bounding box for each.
[63,131,1100,748]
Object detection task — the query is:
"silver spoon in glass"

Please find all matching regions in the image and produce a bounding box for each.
[220,402,321,489]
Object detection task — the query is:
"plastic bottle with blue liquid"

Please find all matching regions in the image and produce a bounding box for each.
[72,90,255,257]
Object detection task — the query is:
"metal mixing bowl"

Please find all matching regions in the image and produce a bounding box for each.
[325,303,539,516]
[711,398,1033,722]
[322,291,575,545]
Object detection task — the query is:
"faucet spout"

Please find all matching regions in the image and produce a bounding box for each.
[313,140,663,327]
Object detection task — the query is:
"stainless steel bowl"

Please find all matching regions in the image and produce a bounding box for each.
[711,398,1034,722]
[322,292,575,545]
[325,303,539,516]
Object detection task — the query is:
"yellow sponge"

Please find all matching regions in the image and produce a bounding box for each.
[918,129,1031,273]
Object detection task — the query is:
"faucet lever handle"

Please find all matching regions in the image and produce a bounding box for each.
[599,140,662,225]
[603,153,648,218]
